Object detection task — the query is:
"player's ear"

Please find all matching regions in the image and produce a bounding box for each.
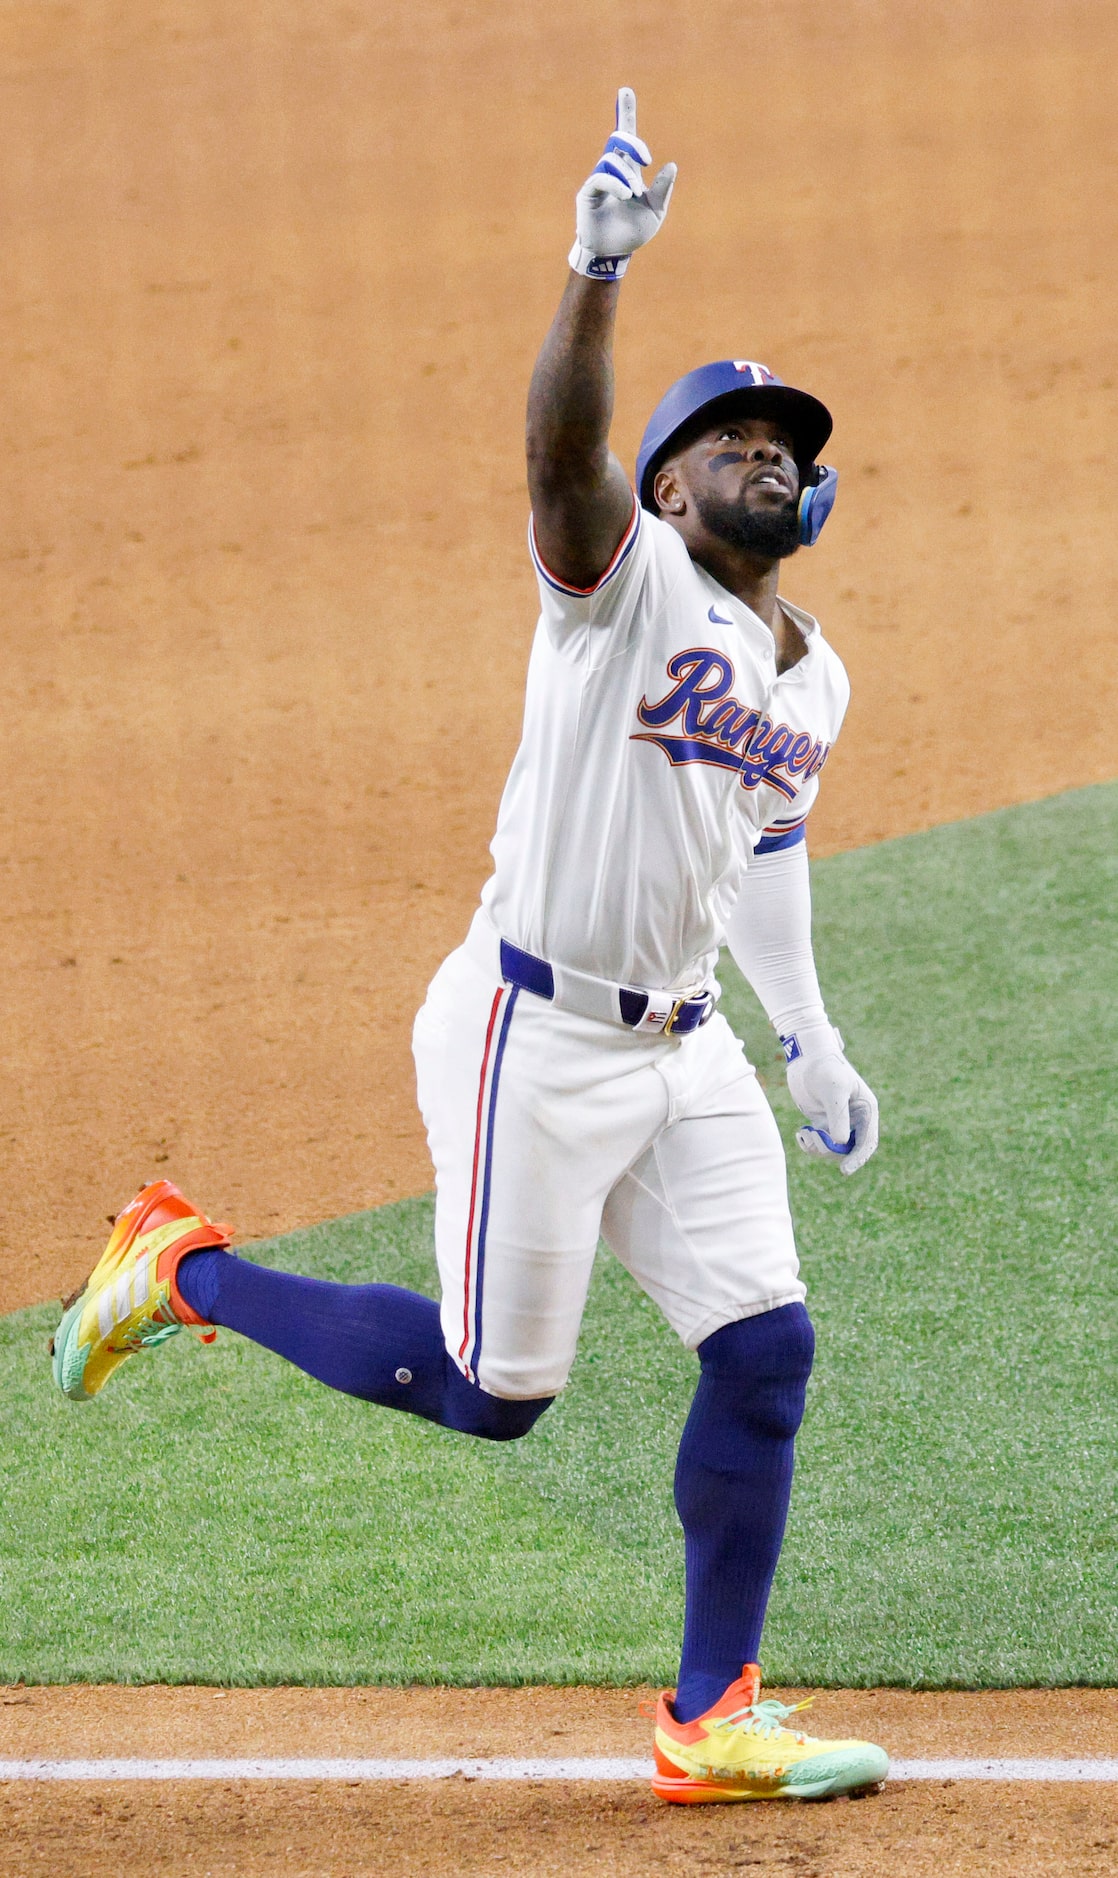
[653,462,686,514]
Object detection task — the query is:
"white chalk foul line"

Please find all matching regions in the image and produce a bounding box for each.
[895,1759,1118,1782]
[0,1757,1116,1783]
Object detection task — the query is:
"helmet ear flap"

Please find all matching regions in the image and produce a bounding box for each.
[797,464,838,546]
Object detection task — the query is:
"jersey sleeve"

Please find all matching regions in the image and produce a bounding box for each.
[749,632,849,855]
[752,780,818,855]
[528,498,683,655]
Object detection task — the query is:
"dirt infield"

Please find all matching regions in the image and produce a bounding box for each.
[2,0,1116,1314]
[4,1779,1115,1878]
[2,1686,1116,1876]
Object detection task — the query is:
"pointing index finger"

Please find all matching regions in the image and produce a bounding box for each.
[615,86,637,137]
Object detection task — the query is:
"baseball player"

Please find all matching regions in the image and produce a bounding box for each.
[52,91,888,1801]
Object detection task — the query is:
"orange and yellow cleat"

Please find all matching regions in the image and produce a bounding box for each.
[51,1180,231,1402]
[652,1664,889,1802]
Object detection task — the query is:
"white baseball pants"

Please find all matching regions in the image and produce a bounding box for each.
[412,927,804,1401]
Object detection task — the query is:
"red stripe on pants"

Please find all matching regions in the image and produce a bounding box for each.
[458,987,504,1376]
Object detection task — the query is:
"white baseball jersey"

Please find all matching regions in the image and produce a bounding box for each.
[415,495,850,1397]
[480,498,850,993]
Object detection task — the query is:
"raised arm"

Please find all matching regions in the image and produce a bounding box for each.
[526,90,675,591]
[526,276,630,589]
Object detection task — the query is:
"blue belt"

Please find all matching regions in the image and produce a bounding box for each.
[498,938,716,1037]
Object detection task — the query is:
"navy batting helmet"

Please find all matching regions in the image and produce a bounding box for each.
[635,360,837,546]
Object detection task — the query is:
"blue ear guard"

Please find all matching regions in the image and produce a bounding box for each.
[798,463,837,546]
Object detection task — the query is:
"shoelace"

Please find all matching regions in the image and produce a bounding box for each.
[114,1312,218,1351]
[112,1315,182,1354]
[711,1696,815,1745]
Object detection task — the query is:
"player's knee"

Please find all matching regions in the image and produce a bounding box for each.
[471,1392,554,1442]
[441,1362,554,1442]
[697,1303,815,1441]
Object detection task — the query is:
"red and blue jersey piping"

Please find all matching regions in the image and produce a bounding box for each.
[529,494,641,597]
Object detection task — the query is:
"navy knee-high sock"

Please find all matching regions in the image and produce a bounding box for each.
[672,1302,815,1722]
[176,1250,552,1442]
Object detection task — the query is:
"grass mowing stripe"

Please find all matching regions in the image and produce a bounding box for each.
[1,783,1114,1687]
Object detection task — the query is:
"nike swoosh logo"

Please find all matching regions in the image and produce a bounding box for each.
[708,605,733,626]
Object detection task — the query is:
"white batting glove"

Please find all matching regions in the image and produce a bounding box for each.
[569,87,677,281]
[780,1021,880,1177]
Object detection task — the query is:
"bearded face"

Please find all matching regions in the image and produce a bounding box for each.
[691,482,802,561]
[656,412,806,564]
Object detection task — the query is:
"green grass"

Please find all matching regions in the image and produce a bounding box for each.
[2,784,1115,1688]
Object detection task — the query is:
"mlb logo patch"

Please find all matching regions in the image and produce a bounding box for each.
[732,361,778,386]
